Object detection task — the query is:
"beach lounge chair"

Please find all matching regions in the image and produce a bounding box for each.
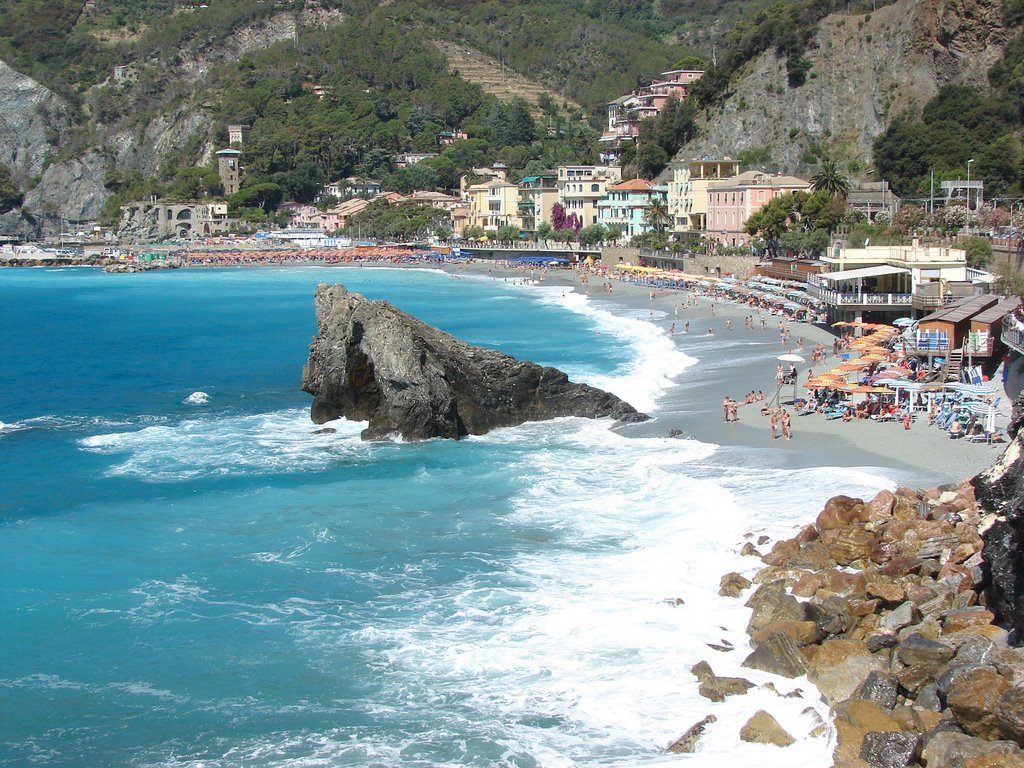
[824,405,848,420]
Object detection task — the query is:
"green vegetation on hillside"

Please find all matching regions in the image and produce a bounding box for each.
[873,81,1024,201]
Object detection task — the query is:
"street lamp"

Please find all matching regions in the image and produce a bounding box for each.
[967,159,975,211]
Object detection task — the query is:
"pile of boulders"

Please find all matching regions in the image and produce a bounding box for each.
[683,481,1024,767]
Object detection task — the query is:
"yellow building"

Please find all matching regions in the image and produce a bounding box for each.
[666,158,740,234]
[466,179,521,232]
[518,173,558,237]
[556,165,622,228]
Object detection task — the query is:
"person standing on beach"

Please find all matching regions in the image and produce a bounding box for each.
[781,409,792,440]
[723,397,731,422]
[770,410,779,440]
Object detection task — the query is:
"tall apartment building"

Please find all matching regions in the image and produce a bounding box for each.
[465,179,520,231]
[518,173,558,237]
[706,171,809,247]
[556,165,622,227]
[666,158,741,234]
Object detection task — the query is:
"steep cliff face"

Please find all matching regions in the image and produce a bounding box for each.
[0,60,68,187]
[678,0,1005,167]
[973,395,1024,638]
[0,6,342,238]
[301,284,649,440]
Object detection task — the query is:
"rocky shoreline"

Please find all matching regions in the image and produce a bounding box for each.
[677,416,1024,766]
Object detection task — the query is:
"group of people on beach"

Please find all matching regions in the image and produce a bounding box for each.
[768,408,793,440]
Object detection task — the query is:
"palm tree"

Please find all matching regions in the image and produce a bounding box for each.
[810,160,851,199]
[644,196,672,234]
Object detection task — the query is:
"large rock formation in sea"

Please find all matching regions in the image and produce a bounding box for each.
[973,394,1024,638]
[300,283,649,440]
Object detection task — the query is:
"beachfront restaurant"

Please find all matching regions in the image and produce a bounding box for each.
[806,264,912,326]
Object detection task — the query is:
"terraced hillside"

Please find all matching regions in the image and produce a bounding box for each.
[434,40,586,120]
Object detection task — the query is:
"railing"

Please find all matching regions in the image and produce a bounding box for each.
[809,284,913,306]
[1003,316,1024,356]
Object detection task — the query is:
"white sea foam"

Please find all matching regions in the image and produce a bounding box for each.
[523,284,696,414]
[312,418,898,768]
[183,391,211,405]
[78,409,367,480]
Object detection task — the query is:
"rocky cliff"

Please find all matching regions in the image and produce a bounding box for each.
[0,5,343,239]
[301,283,649,440]
[972,395,1024,639]
[677,0,1005,168]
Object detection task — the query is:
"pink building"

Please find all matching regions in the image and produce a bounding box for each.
[599,69,703,161]
[706,171,809,247]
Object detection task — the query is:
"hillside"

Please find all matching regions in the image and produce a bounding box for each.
[674,0,1007,174]
[432,41,585,121]
[0,0,689,238]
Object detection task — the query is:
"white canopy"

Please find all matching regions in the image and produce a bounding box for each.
[818,265,910,282]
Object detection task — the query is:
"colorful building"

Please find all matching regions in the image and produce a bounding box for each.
[466,179,521,231]
[666,158,741,234]
[518,174,558,237]
[706,171,809,247]
[599,69,703,161]
[556,165,622,228]
[596,178,665,239]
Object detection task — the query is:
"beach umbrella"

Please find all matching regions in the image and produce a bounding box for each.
[777,353,806,363]
[892,317,916,327]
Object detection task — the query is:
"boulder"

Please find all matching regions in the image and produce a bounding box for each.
[739,710,795,747]
[742,631,809,678]
[746,585,805,634]
[997,686,1024,746]
[699,675,755,702]
[859,732,921,768]
[947,667,1013,739]
[855,670,900,710]
[301,284,648,440]
[666,714,717,753]
[719,572,752,597]
[897,633,956,667]
[816,495,871,532]
[923,731,1024,768]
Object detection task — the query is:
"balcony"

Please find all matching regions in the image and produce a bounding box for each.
[1003,316,1024,356]
[809,283,912,307]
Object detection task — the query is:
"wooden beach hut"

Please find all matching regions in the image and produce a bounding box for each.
[968,297,1022,360]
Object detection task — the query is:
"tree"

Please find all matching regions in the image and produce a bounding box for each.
[644,196,671,233]
[463,225,485,240]
[810,160,850,199]
[495,224,519,241]
[995,261,1024,299]
[551,202,567,231]
[963,235,994,267]
[536,221,554,240]
[578,224,607,246]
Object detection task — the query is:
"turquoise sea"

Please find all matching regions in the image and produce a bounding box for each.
[1,266,897,767]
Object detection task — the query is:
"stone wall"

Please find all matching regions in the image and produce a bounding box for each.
[599,246,760,278]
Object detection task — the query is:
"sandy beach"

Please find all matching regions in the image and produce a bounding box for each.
[472,260,1017,489]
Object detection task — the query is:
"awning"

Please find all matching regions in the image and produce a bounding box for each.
[818,265,910,282]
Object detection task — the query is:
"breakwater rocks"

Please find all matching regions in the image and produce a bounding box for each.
[696,483,1024,767]
[301,283,649,440]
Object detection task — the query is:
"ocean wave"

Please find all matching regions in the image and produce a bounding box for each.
[0,413,164,437]
[77,408,367,481]
[183,391,211,405]
[518,284,696,414]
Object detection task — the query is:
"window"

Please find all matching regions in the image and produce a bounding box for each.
[591,184,600,192]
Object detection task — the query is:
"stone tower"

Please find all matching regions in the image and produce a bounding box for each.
[216,148,242,196]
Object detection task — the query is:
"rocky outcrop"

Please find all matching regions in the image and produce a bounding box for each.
[973,394,1024,640]
[677,0,1005,169]
[719,482,1024,765]
[0,60,68,186]
[301,283,649,440]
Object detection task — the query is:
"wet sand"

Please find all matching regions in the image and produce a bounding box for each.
[492,263,1016,489]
